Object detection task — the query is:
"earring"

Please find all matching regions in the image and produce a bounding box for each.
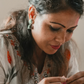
[28,19,33,29]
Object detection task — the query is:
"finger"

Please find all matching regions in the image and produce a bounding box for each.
[45,77,66,83]
[50,82,62,84]
[66,71,84,83]
[67,76,84,84]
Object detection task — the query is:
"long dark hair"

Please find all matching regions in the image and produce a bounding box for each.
[0,0,83,76]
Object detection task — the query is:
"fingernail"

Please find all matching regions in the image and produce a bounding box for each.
[62,76,67,80]
[62,76,65,78]
[62,82,66,84]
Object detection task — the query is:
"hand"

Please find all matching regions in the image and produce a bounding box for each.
[66,71,84,84]
[38,76,66,84]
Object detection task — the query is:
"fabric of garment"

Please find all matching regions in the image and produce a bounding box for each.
[0,30,79,84]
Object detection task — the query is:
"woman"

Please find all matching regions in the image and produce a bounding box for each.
[0,0,84,84]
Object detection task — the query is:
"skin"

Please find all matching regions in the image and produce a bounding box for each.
[66,71,84,84]
[28,5,84,84]
[31,8,79,55]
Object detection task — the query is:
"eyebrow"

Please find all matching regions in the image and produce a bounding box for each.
[50,21,78,28]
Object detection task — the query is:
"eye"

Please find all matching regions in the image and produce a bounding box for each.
[67,29,74,33]
[50,25,60,31]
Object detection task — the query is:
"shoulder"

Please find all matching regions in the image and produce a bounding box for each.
[62,39,79,77]
[0,30,23,70]
[0,31,23,84]
[0,30,20,49]
[62,39,79,58]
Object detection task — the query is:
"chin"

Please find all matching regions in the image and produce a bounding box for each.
[46,50,58,55]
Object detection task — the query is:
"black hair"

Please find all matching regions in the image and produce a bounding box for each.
[28,0,84,15]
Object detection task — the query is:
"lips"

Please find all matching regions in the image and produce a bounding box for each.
[51,45,60,50]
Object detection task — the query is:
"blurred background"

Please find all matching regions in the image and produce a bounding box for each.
[0,0,84,70]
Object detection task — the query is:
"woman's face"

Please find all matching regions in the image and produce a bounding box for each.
[31,9,80,54]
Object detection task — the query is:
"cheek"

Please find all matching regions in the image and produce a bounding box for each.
[65,33,73,42]
[75,17,79,24]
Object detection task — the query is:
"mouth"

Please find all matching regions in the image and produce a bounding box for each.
[51,45,61,50]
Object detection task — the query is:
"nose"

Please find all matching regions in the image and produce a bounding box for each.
[55,31,66,45]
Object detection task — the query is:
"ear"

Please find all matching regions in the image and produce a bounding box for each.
[28,5,37,23]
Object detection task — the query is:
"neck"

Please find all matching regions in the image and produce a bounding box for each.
[32,51,46,74]
[31,43,46,71]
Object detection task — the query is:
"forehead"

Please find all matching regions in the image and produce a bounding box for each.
[40,9,80,27]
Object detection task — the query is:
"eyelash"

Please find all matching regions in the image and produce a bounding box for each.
[50,26,60,31]
[67,29,73,33]
[50,26,74,33]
